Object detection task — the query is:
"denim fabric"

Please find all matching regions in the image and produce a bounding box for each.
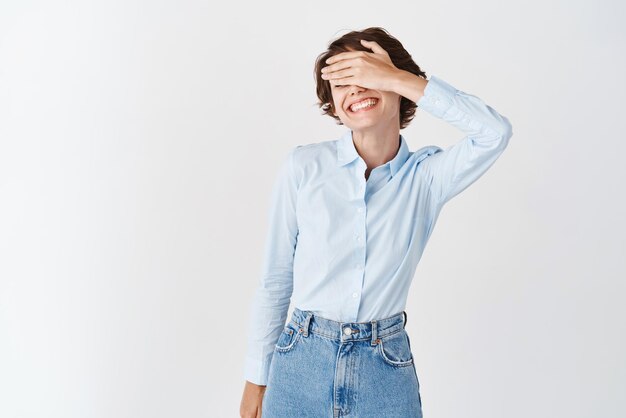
[262,307,422,418]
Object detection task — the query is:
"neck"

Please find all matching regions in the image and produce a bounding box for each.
[351,123,401,170]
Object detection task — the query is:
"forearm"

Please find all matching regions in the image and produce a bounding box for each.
[390,69,429,103]
[412,74,514,205]
[243,146,300,386]
[392,70,512,140]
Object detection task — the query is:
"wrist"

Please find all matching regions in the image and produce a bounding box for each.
[391,69,428,103]
[245,380,267,390]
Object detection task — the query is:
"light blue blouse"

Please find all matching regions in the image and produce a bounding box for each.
[244,75,513,385]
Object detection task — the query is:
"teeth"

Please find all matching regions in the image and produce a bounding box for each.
[350,98,378,112]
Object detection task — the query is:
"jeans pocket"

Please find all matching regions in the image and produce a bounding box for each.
[377,329,414,367]
[274,322,302,353]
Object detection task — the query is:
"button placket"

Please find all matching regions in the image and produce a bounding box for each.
[351,191,366,318]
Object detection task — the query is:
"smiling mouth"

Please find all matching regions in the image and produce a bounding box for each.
[348,98,379,113]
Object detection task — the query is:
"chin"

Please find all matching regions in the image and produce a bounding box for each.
[346,116,381,127]
[344,123,378,132]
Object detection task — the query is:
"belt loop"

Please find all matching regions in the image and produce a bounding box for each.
[302,311,313,337]
[403,311,408,328]
[370,319,378,346]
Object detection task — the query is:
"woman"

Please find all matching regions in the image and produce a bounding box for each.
[240,27,513,418]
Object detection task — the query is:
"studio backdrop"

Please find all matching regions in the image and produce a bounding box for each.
[0,1,624,417]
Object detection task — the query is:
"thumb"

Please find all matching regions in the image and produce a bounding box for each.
[360,39,388,56]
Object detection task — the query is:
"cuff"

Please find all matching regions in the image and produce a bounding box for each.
[416,74,457,119]
[243,355,271,386]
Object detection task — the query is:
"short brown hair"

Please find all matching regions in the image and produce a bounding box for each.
[313,27,427,130]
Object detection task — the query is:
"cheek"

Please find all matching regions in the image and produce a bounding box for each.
[331,96,343,114]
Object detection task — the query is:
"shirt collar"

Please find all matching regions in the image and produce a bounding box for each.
[336,130,410,176]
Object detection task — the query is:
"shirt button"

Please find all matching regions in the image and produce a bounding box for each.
[357,207,363,213]
[356,264,363,269]
[343,327,352,335]
[352,292,358,298]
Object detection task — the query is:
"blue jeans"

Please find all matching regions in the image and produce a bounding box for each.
[262,307,423,417]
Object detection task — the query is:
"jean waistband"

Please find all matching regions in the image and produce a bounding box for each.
[289,307,407,345]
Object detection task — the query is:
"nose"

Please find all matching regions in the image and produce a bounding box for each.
[349,84,366,95]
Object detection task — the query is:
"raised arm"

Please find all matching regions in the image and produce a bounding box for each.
[394,72,513,206]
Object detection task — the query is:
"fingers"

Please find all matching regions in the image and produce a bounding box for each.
[321,67,353,81]
[321,58,353,75]
[325,50,367,65]
[330,77,356,88]
[329,72,357,87]
[325,40,388,66]
[360,39,388,55]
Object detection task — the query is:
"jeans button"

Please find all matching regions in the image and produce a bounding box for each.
[343,327,352,335]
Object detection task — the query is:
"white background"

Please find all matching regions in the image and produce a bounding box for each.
[1,1,624,417]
